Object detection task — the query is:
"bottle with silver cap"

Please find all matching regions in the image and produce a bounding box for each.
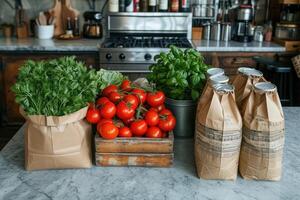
[232,67,265,109]
[197,73,229,121]
[195,82,242,180]
[240,81,284,181]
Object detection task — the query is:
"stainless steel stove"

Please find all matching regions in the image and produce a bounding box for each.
[99,13,193,79]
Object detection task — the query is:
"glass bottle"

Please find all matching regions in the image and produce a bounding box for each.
[66,17,73,35]
[148,0,157,12]
[159,0,168,12]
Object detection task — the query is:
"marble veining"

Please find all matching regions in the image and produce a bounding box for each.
[193,40,285,52]
[0,38,285,52]
[0,38,103,52]
[0,108,299,200]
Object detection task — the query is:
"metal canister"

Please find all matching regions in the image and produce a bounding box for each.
[213,83,235,93]
[206,68,225,78]
[206,5,214,17]
[109,0,119,12]
[221,23,232,41]
[209,74,229,85]
[200,4,206,17]
[193,4,201,17]
[211,22,221,41]
[203,23,211,40]
[254,82,277,93]
[238,67,263,78]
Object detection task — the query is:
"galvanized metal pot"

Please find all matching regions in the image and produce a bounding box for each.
[165,97,197,138]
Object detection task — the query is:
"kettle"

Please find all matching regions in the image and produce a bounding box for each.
[83,11,103,39]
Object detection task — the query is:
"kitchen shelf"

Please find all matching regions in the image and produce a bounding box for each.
[279,0,300,4]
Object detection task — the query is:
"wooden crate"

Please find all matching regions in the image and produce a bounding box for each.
[274,38,300,52]
[95,132,174,167]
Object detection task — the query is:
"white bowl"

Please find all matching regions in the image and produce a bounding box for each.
[37,25,54,39]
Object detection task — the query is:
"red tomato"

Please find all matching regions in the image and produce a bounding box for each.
[102,85,118,97]
[146,91,165,107]
[130,120,148,136]
[118,127,132,137]
[123,117,135,126]
[96,97,110,107]
[145,110,159,126]
[98,123,119,140]
[116,101,135,120]
[100,101,116,119]
[132,88,147,104]
[123,94,139,110]
[97,119,113,131]
[158,115,176,132]
[146,127,162,138]
[156,104,165,112]
[86,107,101,124]
[120,80,132,92]
[159,109,173,117]
[109,92,123,103]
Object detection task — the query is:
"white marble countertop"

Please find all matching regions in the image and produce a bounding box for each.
[0,38,103,52]
[0,107,299,200]
[0,37,285,52]
[192,40,286,52]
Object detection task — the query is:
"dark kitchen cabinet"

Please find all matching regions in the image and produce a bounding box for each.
[0,52,98,125]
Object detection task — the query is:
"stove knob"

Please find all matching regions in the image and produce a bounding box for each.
[106,53,112,60]
[144,53,152,61]
[119,53,126,60]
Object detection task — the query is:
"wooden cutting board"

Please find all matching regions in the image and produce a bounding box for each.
[48,0,80,36]
[48,0,63,36]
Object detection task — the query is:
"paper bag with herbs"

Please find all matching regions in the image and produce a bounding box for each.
[22,107,92,170]
[12,57,125,170]
[239,83,285,181]
[195,84,242,180]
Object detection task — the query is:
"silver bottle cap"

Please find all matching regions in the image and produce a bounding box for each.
[254,82,277,92]
[206,68,225,77]
[213,83,235,93]
[209,74,229,85]
[238,67,263,77]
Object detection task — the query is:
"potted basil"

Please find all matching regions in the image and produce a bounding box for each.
[148,46,209,137]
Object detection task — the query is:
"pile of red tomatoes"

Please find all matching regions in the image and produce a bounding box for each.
[85,80,176,139]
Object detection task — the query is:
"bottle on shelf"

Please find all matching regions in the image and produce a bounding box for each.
[134,0,140,12]
[264,21,273,42]
[140,0,148,11]
[108,0,119,12]
[73,17,80,36]
[159,0,168,12]
[66,17,73,35]
[119,0,126,12]
[148,0,157,12]
[170,0,179,12]
[125,0,134,12]
[180,0,190,12]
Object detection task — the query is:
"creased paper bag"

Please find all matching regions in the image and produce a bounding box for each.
[195,89,242,180]
[21,107,92,170]
[239,89,285,181]
[232,73,265,109]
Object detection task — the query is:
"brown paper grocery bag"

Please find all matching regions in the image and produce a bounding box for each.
[232,73,265,109]
[195,89,242,180]
[240,88,285,181]
[21,107,92,170]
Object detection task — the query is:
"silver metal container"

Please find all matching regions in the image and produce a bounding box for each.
[200,4,206,17]
[206,68,224,78]
[237,7,252,21]
[221,23,231,41]
[165,98,197,138]
[211,22,221,41]
[254,82,277,93]
[203,23,211,40]
[206,6,214,17]
[254,26,264,42]
[193,4,201,17]
[209,74,229,85]
[275,23,300,40]
[238,67,263,78]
